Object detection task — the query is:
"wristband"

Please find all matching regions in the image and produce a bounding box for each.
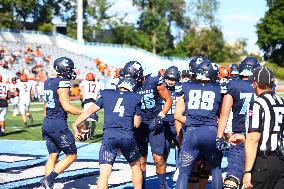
[244,170,252,174]
[158,112,165,118]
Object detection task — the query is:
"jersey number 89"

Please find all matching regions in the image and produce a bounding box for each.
[188,90,215,110]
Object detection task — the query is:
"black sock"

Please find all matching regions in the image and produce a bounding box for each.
[47,171,58,183]
[142,170,146,189]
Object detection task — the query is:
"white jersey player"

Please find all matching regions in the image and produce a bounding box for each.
[80,72,101,140]
[0,75,10,136]
[28,77,37,101]
[9,77,19,116]
[17,74,34,128]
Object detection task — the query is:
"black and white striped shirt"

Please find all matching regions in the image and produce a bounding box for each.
[248,91,284,151]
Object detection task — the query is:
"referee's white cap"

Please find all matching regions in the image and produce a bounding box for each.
[253,66,275,86]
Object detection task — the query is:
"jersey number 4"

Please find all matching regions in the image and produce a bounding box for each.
[114,98,125,117]
[188,90,215,110]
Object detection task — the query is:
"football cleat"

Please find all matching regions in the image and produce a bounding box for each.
[40,177,53,189]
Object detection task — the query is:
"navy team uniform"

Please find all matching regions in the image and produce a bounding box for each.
[225,79,255,181]
[176,82,223,189]
[42,78,77,155]
[95,89,142,165]
[134,74,165,156]
[162,83,182,155]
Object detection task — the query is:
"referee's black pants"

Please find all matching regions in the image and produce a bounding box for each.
[252,153,284,189]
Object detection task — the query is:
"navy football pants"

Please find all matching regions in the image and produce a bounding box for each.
[176,126,222,189]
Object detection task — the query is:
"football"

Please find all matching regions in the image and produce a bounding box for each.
[77,124,90,142]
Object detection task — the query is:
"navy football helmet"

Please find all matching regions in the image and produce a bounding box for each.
[123,61,144,82]
[239,56,260,76]
[229,63,239,75]
[118,68,124,78]
[117,76,136,91]
[196,58,218,82]
[164,66,179,81]
[189,56,206,77]
[53,57,76,80]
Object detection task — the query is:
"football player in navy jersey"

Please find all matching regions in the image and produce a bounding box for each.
[124,61,172,189]
[72,77,143,189]
[41,57,82,189]
[175,57,223,189]
[162,66,182,164]
[229,64,240,81]
[217,56,260,189]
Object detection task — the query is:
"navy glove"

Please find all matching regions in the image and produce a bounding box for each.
[216,137,229,151]
[150,115,163,131]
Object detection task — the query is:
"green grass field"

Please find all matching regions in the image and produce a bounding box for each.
[1,101,104,143]
[2,93,284,142]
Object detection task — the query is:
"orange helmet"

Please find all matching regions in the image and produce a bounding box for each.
[20,74,28,82]
[0,75,2,83]
[218,66,231,80]
[86,72,95,81]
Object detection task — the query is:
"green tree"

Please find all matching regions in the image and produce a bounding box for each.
[188,0,219,27]
[108,23,152,50]
[13,0,37,30]
[65,0,113,41]
[256,0,284,66]
[176,26,226,62]
[224,38,248,62]
[132,0,188,54]
[0,0,37,30]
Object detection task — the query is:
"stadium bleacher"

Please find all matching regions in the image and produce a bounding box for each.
[0,29,189,77]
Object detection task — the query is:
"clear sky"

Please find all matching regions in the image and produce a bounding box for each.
[108,0,268,54]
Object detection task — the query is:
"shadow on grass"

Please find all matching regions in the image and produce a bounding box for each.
[27,123,42,128]
[82,133,103,143]
[3,130,27,136]
[91,133,103,143]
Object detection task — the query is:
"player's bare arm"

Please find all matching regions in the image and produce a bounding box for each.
[30,87,35,101]
[243,132,261,188]
[72,103,101,128]
[157,84,172,115]
[174,95,186,124]
[58,88,82,115]
[79,83,84,101]
[6,90,10,100]
[133,115,142,128]
[217,94,233,138]
[174,95,185,146]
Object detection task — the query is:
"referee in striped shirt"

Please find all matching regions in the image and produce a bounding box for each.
[243,66,284,189]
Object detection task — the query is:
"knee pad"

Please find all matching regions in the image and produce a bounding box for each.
[200,169,210,180]
[188,171,199,183]
[223,175,241,189]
